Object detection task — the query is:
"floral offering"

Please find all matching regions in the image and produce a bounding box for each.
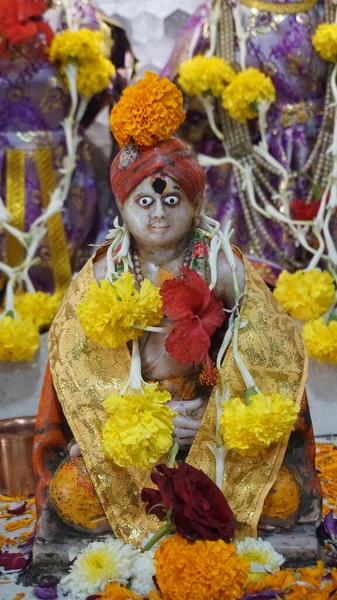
[222,68,276,123]
[178,55,235,97]
[302,318,337,363]
[102,386,175,469]
[77,274,163,348]
[110,71,185,147]
[274,270,335,321]
[49,28,115,96]
[220,393,298,457]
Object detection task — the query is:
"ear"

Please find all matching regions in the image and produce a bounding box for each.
[116,197,124,215]
[194,194,203,216]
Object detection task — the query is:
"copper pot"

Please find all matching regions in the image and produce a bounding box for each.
[0,417,36,497]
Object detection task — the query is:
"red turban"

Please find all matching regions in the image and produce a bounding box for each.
[110,138,206,204]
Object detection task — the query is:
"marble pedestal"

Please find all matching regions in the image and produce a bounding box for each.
[306,360,337,437]
[0,333,48,420]
[260,524,319,568]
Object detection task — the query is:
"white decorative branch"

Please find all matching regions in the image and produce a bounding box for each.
[231,1,249,70]
[0,1,88,319]
[199,95,224,141]
[205,0,221,58]
[122,339,146,394]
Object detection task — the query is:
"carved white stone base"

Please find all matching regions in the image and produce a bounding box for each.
[306,360,337,437]
[0,333,48,419]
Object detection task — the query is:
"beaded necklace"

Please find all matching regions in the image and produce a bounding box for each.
[128,230,210,283]
[215,0,335,268]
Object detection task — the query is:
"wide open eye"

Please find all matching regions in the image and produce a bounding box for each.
[163,195,180,206]
[138,196,154,207]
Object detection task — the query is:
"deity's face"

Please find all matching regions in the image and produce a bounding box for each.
[118,175,201,249]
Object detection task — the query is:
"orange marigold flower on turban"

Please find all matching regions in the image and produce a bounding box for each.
[110,71,185,147]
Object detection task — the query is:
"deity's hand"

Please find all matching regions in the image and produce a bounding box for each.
[68,440,82,458]
[167,397,207,450]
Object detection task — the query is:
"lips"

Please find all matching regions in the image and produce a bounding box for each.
[150,225,170,230]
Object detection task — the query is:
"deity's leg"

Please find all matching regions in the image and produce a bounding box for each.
[259,393,322,566]
[30,364,111,581]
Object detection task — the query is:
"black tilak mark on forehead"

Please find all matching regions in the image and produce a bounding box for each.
[152,177,167,194]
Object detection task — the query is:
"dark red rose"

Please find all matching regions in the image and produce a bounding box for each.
[141,462,235,542]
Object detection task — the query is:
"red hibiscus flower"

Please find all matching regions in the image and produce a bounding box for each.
[0,0,53,54]
[160,267,224,365]
[192,241,208,259]
[141,462,235,542]
[290,198,321,221]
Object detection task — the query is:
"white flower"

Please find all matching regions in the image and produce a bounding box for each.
[235,537,285,580]
[61,538,138,600]
[130,549,156,597]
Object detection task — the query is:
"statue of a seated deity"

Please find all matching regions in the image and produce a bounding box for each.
[32,72,321,574]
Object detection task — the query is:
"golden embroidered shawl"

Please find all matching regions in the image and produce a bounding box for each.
[49,250,307,546]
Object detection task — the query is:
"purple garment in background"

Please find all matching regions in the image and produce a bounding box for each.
[163,0,330,271]
[0,54,98,293]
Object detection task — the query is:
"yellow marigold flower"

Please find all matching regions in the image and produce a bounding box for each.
[0,316,39,361]
[102,384,175,469]
[302,318,337,363]
[313,23,337,62]
[155,535,248,600]
[178,55,235,97]
[49,29,103,66]
[222,68,276,122]
[14,291,62,331]
[76,56,115,96]
[110,71,185,147]
[274,269,335,321]
[220,393,298,457]
[77,273,163,348]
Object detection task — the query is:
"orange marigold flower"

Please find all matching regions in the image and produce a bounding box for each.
[245,568,296,593]
[155,534,248,600]
[332,567,337,582]
[110,71,185,147]
[148,593,161,600]
[286,586,332,599]
[100,581,142,599]
[316,443,337,515]
[296,561,325,589]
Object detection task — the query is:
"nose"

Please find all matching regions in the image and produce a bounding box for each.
[152,198,165,219]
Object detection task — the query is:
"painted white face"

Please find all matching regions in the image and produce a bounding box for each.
[118,175,200,249]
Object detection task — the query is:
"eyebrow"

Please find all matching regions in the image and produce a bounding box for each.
[172,185,180,191]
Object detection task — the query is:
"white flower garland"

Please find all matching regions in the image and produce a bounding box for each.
[105,214,258,486]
